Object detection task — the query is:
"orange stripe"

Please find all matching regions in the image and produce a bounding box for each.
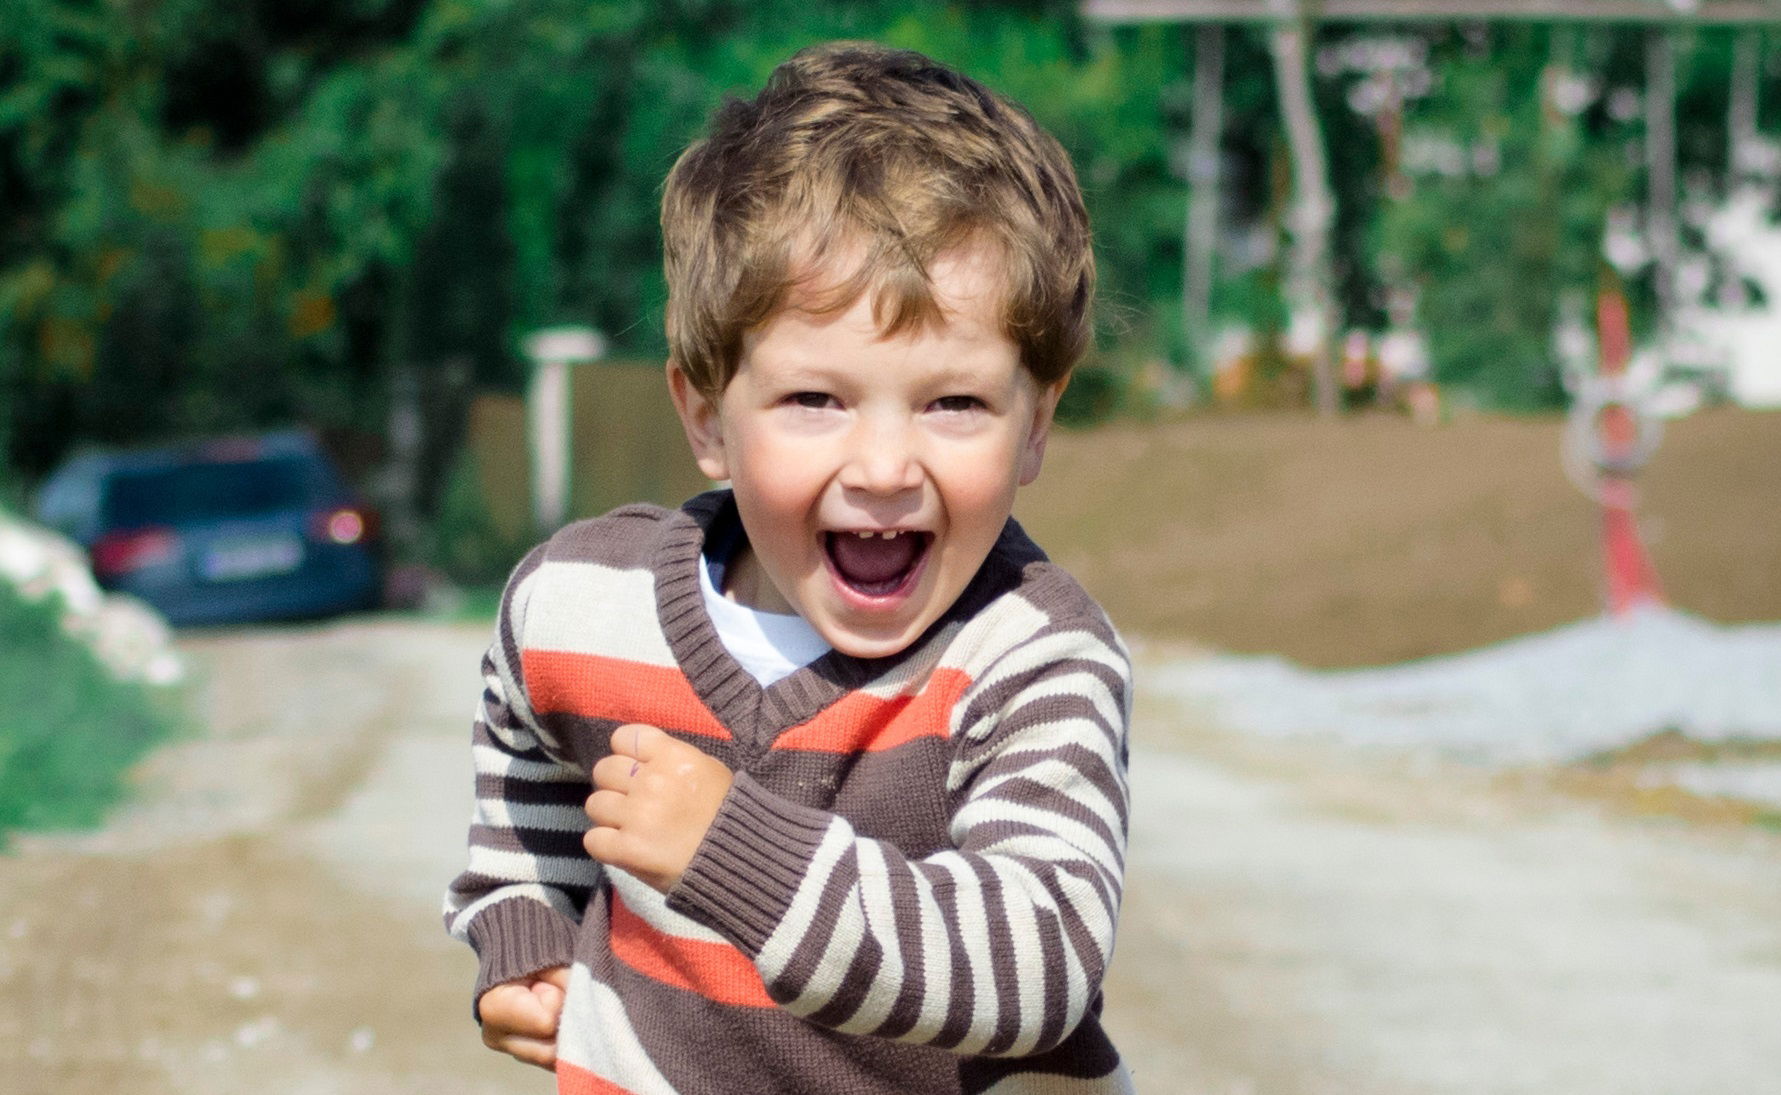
[608,894,776,1008]
[772,667,972,754]
[525,650,731,741]
[556,1060,636,1095]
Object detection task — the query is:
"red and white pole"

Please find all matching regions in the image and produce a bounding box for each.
[1592,284,1665,617]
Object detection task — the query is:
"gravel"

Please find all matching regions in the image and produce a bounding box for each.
[1145,606,1781,787]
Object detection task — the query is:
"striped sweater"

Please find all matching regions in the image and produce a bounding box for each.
[445,491,1134,1094]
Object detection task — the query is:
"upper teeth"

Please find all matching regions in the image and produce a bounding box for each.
[854,530,900,539]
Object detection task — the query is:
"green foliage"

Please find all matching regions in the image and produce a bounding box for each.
[0,584,179,840]
[424,446,529,585]
[2,0,1185,469]
[1371,25,1636,410]
[3,3,1767,464]
[1055,362,1125,427]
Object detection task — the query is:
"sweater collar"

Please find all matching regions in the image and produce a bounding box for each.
[652,490,1037,754]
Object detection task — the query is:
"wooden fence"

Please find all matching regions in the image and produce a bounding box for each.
[465,361,712,541]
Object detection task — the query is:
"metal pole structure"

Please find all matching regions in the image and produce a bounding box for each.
[1269,3,1341,416]
[523,326,607,537]
[1729,27,1762,182]
[1645,27,1679,325]
[1085,0,1781,25]
[1184,23,1226,376]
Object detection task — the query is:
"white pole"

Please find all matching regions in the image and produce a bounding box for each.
[1185,23,1227,377]
[1270,8,1340,416]
[523,326,607,537]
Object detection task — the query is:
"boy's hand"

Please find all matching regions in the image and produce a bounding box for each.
[585,723,734,893]
[478,965,570,1071]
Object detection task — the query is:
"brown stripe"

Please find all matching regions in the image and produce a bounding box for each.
[577,919,960,1095]
[960,1009,1123,1091]
[974,772,1124,853]
[869,853,930,1040]
[921,858,978,1050]
[468,822,588,859]
[766,847,859,1004]
[445,871,595,911]
[473,772,589,806]
[1030,902,1071,1051]
[803,921,884,1028]
[975,863,1025,1055]
[955,658,1126,752]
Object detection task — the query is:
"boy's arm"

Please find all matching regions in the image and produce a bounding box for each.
[666,615,1131,1058]
[443,546,602,1013]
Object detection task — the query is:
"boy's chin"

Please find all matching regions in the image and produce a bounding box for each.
[810,615,929,661]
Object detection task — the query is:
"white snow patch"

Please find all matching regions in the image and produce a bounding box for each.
[1147,606,1781,765]
[1659,762,1781,810]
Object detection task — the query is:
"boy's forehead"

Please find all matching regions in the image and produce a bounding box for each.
[777,237,1012,331]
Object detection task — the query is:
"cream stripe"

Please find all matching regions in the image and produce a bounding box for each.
[997,857,1095,1031]
[471,743,587,782]
[971,630,1125,698]
[832,842,904,1034]
[779,875,867,1019]
[930,852,1000,1054]
[952,800,1123,881]
[956,713,1124,787]
[987,856,1047,1056]
[973,832,1122,912]
[912,862,955,1038]
[465,844,600,888]
[444,884,581,940]
[488,569,548,741]
[965,750,1125,835]
[960,668,1125,748]
[555,965,678,1095]
[941,595,1053,677]
[756,818,855,983]
[607,868,731,944]
[525,560,677,664]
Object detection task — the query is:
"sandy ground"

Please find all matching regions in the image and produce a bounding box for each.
[1019,407,1781,667]
[4,617,1779,1094]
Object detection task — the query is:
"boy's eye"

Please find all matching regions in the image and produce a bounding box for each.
[930,395,985,413]
[787,392,837,410]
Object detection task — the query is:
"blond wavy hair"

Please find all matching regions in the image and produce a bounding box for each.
[661,41,1094,397]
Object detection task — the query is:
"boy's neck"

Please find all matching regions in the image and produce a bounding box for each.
[720,543,798,616]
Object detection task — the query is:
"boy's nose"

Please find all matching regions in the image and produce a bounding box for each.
[838,420,923,495]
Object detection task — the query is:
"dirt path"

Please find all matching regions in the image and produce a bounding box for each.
[0,618,531,1095]
[3,620,1779,1093]
[1105,682,1781,1094]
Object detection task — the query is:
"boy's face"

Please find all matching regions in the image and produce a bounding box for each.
[669,245,1062,660]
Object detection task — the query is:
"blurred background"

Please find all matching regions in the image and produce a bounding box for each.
[3,1,1780,1092]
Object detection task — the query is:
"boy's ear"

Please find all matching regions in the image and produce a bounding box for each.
[1017,379,1066,487]
[667,362,730,483]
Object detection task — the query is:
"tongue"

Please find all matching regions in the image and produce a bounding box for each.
[829,533,921,588]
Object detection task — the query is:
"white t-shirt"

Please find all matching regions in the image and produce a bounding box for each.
[699,550,831,686]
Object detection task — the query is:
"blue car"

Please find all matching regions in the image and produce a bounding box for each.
[32,431,383,627]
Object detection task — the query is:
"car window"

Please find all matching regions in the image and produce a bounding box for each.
[102,457,321,528]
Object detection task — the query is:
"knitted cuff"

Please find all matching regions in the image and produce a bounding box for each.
[466,897,579,1019]
[667,771,836,957]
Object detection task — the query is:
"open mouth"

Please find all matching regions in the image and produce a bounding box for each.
[824,529,933,598]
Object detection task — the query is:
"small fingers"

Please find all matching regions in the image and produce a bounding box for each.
[583,822,624,865]
[591,754,636,793]
[485,1032,559,1070]
[584,787,627,828]
[479,983,558,1039]
[608,722,667,762]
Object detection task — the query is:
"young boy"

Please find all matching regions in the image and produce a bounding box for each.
[445,41,1133,1094]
